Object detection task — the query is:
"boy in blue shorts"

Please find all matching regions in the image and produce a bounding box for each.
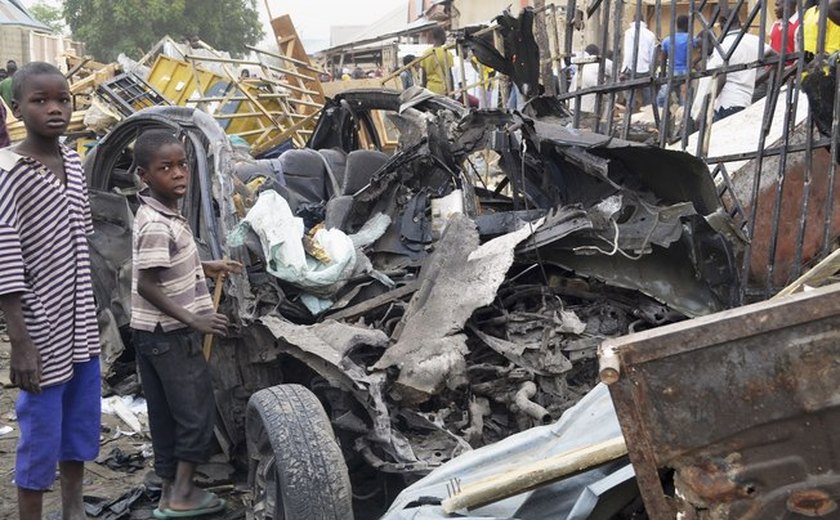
[130,129,241,518]
[0,61,101,520]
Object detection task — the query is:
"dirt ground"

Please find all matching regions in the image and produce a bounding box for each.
[0,332,248,519]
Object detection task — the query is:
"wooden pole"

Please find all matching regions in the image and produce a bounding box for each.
[263,0,273,23]
[202,272,225,360]
[773,248,840,299]
[441,436,627,513]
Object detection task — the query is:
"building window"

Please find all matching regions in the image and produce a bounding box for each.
[416,0,424,19]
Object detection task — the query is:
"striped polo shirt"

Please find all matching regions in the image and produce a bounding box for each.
[0,146,101,388]
[130,194,213,332]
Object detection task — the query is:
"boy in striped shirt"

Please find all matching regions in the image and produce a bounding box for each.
[130,129,240,518]
[0,62,101,520]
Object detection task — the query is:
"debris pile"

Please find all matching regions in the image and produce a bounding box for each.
[1,4,832,519]
[34,12,748,516]
[5,15,323,159]
[84,81,744,515]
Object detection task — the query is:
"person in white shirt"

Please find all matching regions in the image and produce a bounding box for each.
[691,11,771,123]
[621,17,658,107]
[569,44,614,114]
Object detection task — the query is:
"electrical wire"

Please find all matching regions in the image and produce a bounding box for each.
[573,211,660,261]
[519,135,550,285]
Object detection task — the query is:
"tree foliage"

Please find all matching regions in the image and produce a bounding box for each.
[30,2,67,34]
[63,0,264,62]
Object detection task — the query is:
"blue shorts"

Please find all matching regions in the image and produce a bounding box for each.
[15,357,101,490]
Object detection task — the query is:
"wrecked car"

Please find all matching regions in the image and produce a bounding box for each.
[84,88,745,519]
[383,280,840,520]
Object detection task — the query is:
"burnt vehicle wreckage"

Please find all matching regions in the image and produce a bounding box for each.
[84,88,745,518]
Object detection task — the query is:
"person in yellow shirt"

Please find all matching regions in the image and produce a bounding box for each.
[800,0,840,147]
[802,0,840,58]
[420,26,453,95]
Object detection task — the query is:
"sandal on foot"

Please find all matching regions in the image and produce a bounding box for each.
[158,492,226,518]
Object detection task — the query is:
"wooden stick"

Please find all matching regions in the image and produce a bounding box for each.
[441,436,627,513]
[202,272,224,360]
[773,247,840,299]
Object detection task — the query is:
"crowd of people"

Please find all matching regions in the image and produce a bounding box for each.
[334,27,499,108]
[570,0,840,127]
[334,0,840,127]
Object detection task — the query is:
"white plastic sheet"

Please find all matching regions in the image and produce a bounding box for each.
[228,190,396,314]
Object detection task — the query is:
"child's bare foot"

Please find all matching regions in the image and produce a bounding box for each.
[163,461,225,515]
[168,486,221,511]
[158,480,172,511]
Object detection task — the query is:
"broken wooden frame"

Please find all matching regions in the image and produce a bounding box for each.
[136,32,325,154]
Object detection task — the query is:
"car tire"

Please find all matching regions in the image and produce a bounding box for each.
[246,384,354,520]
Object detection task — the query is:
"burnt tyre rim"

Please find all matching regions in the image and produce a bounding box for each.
[252,427,283,520]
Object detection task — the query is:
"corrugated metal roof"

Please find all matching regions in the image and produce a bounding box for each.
[341,5,409,44]
[318,5,437,56]
[0,0,51,31]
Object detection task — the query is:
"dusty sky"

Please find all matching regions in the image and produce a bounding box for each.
[22,0,408,51]
[259,0,407,51]
[260,0,406,39]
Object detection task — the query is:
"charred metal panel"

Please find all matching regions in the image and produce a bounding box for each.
[600,284,840,519]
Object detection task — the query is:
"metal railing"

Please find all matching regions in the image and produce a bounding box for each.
[375,1,838,301]
[555,0,840,302]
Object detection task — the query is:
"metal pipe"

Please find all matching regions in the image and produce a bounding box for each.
[512,381,551,423]
[821,60,840,255]
[765,78,798,295]
[593,0,612,133]
[739,65,779,304]
[680,0,698,151]
[794,2,818,277]
[549,4,562,84]
[462,397,490,443]
[658,0,678,148]
[766,0,806,294]
[706,138,834,164]
[606,0,625,135]
[456,42,469,106]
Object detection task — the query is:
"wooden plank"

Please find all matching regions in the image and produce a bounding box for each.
[773,248,840,299]
[269,14,325,101]
[325,282,420,322]
[441,436,628,513]
[246,44,321,73]
[254,110,319,152]
[68,63,119,95]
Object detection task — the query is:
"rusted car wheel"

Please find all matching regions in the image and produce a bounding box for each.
[246,384,354,520]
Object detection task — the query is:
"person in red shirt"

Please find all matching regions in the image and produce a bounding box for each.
[770,0,800,59]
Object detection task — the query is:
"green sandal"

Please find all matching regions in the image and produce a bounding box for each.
[152,492,226,518]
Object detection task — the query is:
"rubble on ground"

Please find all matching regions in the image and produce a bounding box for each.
[0,13,748,517]
[82,81,745,515]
